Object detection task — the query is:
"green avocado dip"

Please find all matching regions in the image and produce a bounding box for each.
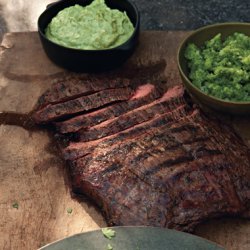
[185,32,250,102]
[45,0,135,50]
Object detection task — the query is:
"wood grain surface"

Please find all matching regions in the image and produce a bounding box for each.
[0,31,249,250]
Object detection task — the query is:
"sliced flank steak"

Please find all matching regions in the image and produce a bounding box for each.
[33,79,250,232]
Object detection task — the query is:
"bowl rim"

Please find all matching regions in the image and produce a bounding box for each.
[177,22,250,106]
[37,0,140,52]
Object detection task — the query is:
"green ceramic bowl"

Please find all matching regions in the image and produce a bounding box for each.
[177,22,250,115]
[39,227,223,250]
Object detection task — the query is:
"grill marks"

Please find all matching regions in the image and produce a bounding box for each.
[55,84,162,133]
[78,93,186,141]
[64,104,193,161]
[36,76,131,109]
[102,125,221,187]
[33,87,134,123]
[73,118,222,192]
[33,78,250,232]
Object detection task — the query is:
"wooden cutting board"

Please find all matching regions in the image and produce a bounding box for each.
[0,31,249,250]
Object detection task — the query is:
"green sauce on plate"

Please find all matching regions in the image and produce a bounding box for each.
[185,32,250,102]
[45,0,134,50]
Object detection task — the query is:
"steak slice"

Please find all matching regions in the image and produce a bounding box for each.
[33,87,134,123]
[36,75,131,109]
[33,80,250,233]
[55,84,163,133]
[63,101,195,161]
[78,86,185,141]
[70,106,250,231]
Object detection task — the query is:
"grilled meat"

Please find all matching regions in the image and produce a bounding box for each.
[33,78,250,232]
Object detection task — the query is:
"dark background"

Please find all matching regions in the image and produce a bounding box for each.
[0,0,250,41]
[132,0,250,30]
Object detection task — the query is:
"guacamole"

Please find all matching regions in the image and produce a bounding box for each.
[185,32,250,102]
[45,0,134,50]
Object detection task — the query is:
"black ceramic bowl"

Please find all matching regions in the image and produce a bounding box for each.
[38,0,140,72]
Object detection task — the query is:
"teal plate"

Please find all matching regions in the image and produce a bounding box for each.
[40,227,224,250]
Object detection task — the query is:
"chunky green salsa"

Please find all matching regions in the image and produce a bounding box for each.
[45,0,134,50]
[185,32,250,102]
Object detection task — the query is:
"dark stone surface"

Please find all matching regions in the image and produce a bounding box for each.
[0,0,250,41]
[132,0,250,30]
[0,5,7,41]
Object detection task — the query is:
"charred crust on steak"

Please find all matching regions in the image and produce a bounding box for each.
[33,77,250,232]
